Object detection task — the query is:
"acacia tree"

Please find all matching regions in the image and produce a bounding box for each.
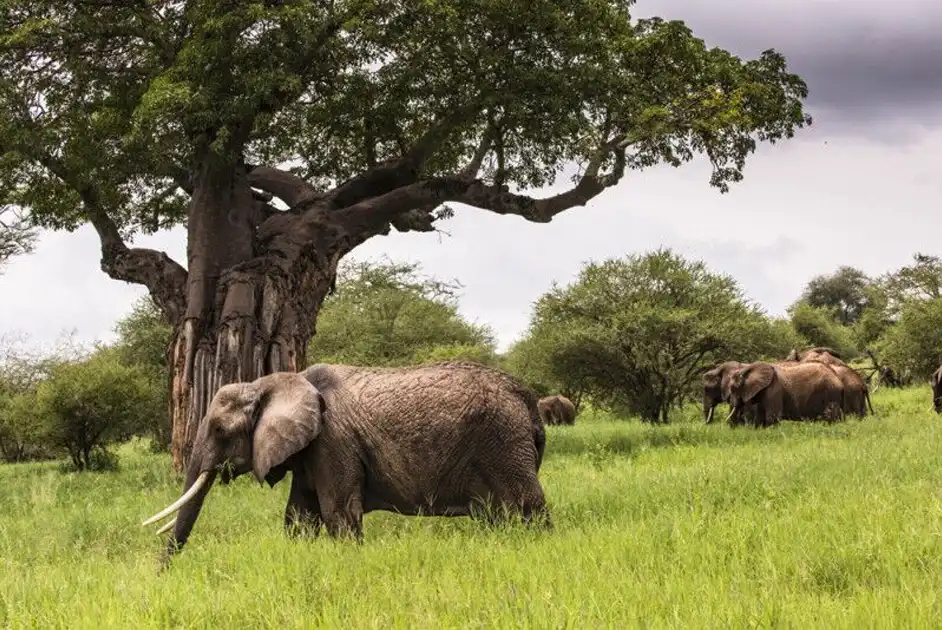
[0,2,811,470]
[520,249,799,423]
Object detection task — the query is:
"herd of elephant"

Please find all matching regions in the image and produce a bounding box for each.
[702,347,874,427]
[137,349,936,570]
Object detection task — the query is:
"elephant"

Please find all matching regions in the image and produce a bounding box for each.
[932,365,942,413]
[728,361,845,427]
[702,361,746,424]
[537,395,576,425]
[142,361,551,564]
[784,349,873,417]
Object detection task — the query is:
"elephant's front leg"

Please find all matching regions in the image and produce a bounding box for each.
[284,471,322,539]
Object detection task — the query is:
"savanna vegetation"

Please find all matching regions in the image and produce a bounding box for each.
[2,1,941,626]
[1,386,941,626]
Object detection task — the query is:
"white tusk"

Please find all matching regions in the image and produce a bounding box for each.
[706,407,714,423]
[142,471,211,527]
[725,408,735,423]
[156,518,177,536]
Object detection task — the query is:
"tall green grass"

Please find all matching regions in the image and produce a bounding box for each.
[1,386,941,628]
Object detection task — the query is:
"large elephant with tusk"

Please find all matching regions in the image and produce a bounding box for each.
[702,361,747,425]
[142,361,551,566]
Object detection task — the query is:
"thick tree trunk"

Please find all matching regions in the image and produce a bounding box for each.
[166,155,340,471]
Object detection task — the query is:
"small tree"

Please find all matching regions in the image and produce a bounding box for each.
[788,302,858,359]
[112,296,174,449]
[503,324,593,409]
[33,349,163,470]
[0,333,79,462]
[307,259,496,367]
[798,266,872,325]
[873,298,942,382]
[883,253,942,308]
[519,249,793,423]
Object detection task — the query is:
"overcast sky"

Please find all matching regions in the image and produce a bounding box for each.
[1,0,941,353]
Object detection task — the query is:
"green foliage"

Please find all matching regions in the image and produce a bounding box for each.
[788,302,858,359]
[113,296,173,373]
[2,387,942,626]
[112,296,173,449]
[872,298,942,382]
[852,283,894,350]
[799,266,872,325]
[32,348,163,471]
[882,253,942,313]
[1,1,810,238]
[510,248,793,423]
[0,335,80,463]
[307,259,496,367]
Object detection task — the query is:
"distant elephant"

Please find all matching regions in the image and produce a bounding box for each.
[784,349,872,416]
[729,361,845,427]
[142,362,551,565]
[932,365,942,413]
[702,361,746,424]
[537,395,576,426]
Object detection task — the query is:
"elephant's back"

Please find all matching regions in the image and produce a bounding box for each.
[304,361,538,435]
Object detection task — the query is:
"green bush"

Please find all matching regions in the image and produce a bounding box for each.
[32,349,163,471]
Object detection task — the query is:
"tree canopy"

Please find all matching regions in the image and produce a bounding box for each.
[797,266,872,325]
[0,1,811,298]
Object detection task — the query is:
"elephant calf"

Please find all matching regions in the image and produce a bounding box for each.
[537,394,576,425]
[143,361,551,564]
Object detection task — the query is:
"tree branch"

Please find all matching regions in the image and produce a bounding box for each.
[325,139,624,243]
[324,104,485,209]
[81,189,188,324]
[246,164,323,208]
[13,141,189,323]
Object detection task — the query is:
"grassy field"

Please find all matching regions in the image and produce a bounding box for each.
[2,386,942,628]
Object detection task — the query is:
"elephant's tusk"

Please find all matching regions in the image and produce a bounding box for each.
[725,408,735,423]
[156,518,176,536]
[706,407,714,424]
[142,471,210,527]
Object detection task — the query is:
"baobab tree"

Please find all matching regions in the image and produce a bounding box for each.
[0,1,811,471]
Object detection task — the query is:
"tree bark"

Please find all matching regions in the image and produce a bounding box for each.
[166,158,342,471]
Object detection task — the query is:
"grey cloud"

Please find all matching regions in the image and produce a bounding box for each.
[634,0,942,138]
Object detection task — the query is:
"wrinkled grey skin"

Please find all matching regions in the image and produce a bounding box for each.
[729,361,845,427]
[932,365,942,413]
[784,348,873,417]
[537,395,576,425]
[156,362,550,566]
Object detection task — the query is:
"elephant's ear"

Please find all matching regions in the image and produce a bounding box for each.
[741,364,775,402]
[248,373,326,484]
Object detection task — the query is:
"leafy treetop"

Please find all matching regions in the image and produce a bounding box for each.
[1,0,811,266]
